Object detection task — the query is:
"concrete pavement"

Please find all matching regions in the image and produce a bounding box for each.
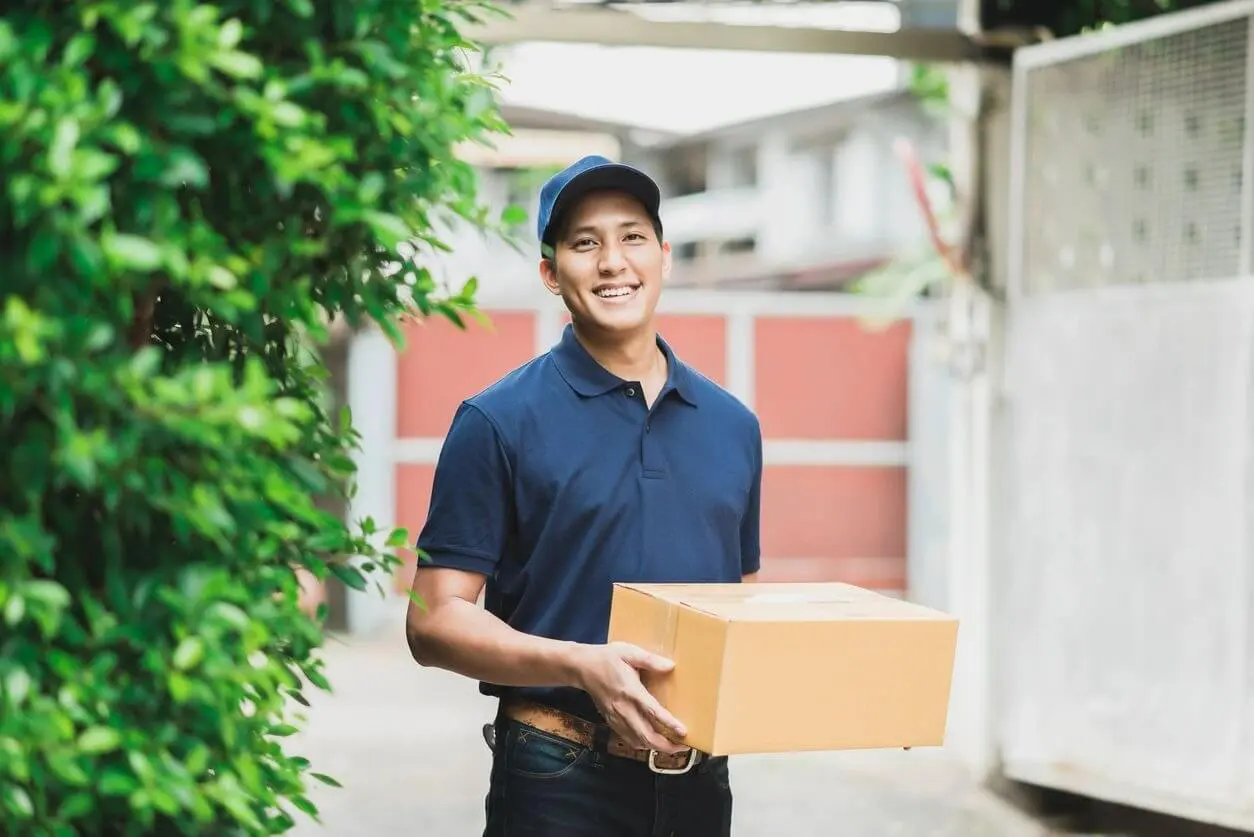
[287,630,1049,837]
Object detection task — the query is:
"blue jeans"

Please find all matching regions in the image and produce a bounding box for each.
[484,716,733,837]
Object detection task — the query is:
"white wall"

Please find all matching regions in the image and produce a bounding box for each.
[834,129,883,242]
[420,168,549,309]
[653,98,946,276]
[344,326,400,637]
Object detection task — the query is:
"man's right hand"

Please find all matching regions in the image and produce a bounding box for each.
[571,641,689,754]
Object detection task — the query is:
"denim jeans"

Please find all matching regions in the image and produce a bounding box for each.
[483,716,733,837]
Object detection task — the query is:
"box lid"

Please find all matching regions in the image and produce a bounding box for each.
[613,582,955,623]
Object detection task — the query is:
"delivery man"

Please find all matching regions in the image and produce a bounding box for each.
[404,155,763,837]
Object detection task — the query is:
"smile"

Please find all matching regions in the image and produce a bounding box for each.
[593,284,641,303]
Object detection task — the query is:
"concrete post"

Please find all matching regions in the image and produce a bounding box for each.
[943,281,997,780]
[344,324,400,637]
[937,56,1011,782]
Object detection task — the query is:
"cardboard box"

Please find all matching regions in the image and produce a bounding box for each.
[606,582,959,756]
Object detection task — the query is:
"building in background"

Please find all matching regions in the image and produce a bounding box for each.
[630,89,947,290]
[441,85,946,305]
[330,75,947,646]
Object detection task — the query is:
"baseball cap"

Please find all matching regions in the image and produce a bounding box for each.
[536,155,662,252]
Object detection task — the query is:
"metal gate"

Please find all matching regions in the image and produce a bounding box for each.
[1000,1,1254,829]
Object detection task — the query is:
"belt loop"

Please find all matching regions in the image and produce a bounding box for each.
[589,723,610,766]
[591,723,611,753]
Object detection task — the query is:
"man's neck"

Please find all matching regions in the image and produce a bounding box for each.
[571,321,663,383]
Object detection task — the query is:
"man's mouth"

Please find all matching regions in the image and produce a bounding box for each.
[593,284,641,302]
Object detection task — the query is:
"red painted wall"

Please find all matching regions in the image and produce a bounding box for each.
[755,317,910,440]
[393,307,910,592]
[394,463,435,591]
[654,314,728,386]
[396,312,537,437]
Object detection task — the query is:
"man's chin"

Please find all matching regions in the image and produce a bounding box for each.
[575,310,651,335]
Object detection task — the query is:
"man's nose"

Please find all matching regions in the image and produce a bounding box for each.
[599,243,626,273]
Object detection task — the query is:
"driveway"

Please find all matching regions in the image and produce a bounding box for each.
[288,631,1047,837]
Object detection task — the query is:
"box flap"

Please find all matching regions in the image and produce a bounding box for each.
[613,582,954,623]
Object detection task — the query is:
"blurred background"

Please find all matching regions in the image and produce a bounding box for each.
[293,1,1254,835]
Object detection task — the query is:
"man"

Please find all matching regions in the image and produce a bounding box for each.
[405,155,763,837]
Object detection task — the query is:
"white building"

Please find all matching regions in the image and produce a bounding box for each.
[440,85,947,305]
[630,88,947,289]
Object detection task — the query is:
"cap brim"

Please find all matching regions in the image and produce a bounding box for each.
[544,163,661,245]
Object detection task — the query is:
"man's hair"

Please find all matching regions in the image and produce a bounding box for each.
[541,203,664,262]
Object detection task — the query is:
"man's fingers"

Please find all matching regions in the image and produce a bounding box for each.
[616,643,675,674]
[622,707,686,754]
[612,707,655,751]
[644,734,687,755]
[637,691,687,740]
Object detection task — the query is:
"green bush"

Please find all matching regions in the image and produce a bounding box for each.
[0,1,507,833]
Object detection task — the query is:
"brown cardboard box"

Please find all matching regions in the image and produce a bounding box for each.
[606,581,959,756]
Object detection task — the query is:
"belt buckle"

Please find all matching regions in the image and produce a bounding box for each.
[648,748,699,775]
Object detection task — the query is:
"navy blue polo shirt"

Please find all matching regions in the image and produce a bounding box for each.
[416,323,762,721]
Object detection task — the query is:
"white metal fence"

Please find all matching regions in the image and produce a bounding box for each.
[1001,2,1254,830]
[1010,2,1252,295]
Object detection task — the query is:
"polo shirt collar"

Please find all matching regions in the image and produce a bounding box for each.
[551,323,698,406]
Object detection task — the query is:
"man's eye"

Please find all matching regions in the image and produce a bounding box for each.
[624,233,645,242]
[573,238,596,248]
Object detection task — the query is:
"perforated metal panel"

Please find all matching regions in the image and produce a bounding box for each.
[999,3,1254,830]
[1015,18,1250,294]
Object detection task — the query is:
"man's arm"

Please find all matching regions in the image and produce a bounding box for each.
[403,403,583,688]
[403,402,687,754]
[406,566,688,753]
[740,416,764,579]
[406,567,584,688]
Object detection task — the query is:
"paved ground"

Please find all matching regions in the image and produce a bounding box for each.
[287,630,1050,837]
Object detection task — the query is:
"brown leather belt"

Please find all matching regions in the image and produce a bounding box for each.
[502,699,702,774]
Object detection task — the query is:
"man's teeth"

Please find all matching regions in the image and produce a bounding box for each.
[595,286,635,298]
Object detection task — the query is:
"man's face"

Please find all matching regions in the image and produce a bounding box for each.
[539,189,670,337]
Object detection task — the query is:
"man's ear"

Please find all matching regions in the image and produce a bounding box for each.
[660,240,672,282]
[538,257,561,296]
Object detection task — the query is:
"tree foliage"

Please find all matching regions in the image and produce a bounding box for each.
[982,0,1221,39]
[0,0,507,833]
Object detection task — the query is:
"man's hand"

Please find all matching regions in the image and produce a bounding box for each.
[571,642,688,754]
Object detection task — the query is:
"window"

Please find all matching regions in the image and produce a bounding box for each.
[674,242,699,262]
[720,236,756,255]
[725,146,758,188]
[813,147,836,228]
[663,146,708,197]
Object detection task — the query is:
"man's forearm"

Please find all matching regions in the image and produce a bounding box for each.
[407,598,586,690]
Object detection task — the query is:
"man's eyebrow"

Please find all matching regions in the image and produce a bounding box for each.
[566,220,647,239]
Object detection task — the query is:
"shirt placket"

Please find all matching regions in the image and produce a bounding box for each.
[628,383,669,579]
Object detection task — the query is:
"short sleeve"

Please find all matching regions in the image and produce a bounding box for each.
[414,402,513,577]
[740,417,763,576]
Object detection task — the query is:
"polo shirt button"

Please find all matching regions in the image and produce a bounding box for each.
[626,387,636,397]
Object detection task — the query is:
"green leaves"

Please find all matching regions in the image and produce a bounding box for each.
[172,638,205,672]
[101,233,161,271]
[76,727,121,755]
[210,49,264,80]
[48,118,81,179]
[2,785,34,820]
[363,211,415,251]
[1,0,502,833]
[2,580,71,638]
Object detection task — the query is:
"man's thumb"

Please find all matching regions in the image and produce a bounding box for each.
[619,644,675,673]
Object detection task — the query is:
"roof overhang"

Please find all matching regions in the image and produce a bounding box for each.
[456,128,622,168]
[470,3,1013,63]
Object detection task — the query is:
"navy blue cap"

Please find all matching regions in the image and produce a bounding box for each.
[536,155,662,250]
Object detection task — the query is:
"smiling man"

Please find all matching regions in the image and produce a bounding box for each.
[405,155,763,837]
